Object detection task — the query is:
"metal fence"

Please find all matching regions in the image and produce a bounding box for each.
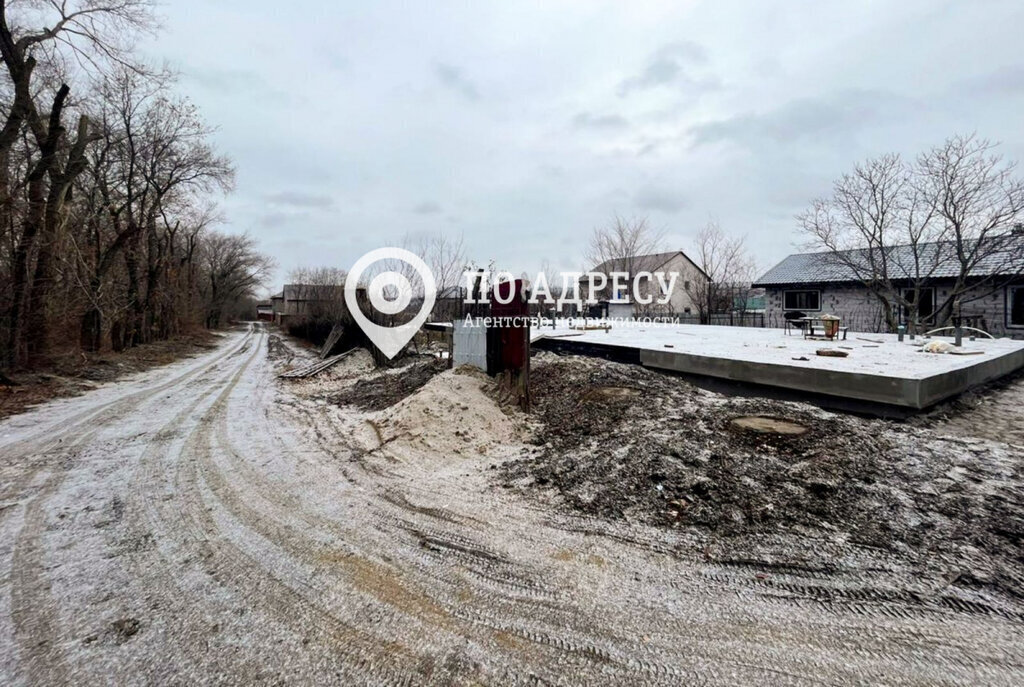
[674,312,765,328]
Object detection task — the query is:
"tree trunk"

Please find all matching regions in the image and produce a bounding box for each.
[80,307,102,351]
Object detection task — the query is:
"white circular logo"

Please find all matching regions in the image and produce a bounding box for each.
[344,247,436,359]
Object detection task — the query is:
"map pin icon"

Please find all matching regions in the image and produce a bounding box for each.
[345,247,436,359]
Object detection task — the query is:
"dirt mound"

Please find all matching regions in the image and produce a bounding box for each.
[373,366,521,460]
[332,357,447,410]
[501,353,1024,599]
[505,354,891,534]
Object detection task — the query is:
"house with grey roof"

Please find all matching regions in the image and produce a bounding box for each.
[582,250,710,317]
[753,233,1024,336]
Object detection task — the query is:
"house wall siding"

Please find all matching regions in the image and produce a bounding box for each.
[764,283,1023,337]
[587,252,708,316]
[659,254,705,314]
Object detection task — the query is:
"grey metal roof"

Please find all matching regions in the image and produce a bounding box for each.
[754,234,1024,287]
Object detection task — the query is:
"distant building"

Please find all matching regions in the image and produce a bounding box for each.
[581,250,709,317]
[754,235,1024,336]
[270,283,347,324]
[255,300,274,321]
[270,291,284,321]
[431,285,468,322]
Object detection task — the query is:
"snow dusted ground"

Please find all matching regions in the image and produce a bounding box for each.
[535,321,1024,379]
[0,323,1022,685]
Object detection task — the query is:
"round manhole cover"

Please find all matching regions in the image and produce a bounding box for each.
[730,416,808,436]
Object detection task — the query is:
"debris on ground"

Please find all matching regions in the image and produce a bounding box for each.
[109,617,142,644]
[923,340,954,354]
[331,357,448,410]
[279,329,1024,609]
[266,334,295,361]
[911,366,1024,446]
[729,416,807,435]
[319,323,345,359]
[278,350,355,379]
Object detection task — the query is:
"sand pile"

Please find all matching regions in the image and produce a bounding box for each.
[372,366,522,461]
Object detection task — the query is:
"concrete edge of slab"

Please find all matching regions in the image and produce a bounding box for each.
[639,348,923,408]
[917,346,1024,408]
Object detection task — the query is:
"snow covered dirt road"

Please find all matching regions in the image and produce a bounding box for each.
[1,323,1021,685]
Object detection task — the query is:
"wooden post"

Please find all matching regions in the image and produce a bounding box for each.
[520,321,531,411]
[447,325,454,369]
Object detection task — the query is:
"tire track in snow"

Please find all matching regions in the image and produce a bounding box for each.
[0,327,256,509]
[5,327,257,685]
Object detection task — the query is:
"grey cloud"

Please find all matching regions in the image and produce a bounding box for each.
[257,211,302,228]
[959,66,1024,97]
[265,191,335,208]
[688,90,917,147]
[315,46,349,72]
[618,42,718,96]
[634,186,686,213]
[413,201,442,214]
[435,63,479,100]
[186,67,265,93]
[572,112,629,130]
[184,67,297,104]
[147,0,1024,289]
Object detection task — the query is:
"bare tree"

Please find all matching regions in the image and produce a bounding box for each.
[798,153,944,331]
[199,231,273,329]
[916,134,1024,322]
[0,0,158,365]
[684,221,756,323]
[355,231,466,320]
[584,214,665,305]
[0,0,265,368]
[799,136,1024,333]
[586,214,665,273]
[415,232,465,294]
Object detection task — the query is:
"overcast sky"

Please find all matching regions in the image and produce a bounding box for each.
[143,0,1024,289]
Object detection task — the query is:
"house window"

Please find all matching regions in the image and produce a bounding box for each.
[900,287,935,325]
[1008,286,1024,328]
[783,289,820,311]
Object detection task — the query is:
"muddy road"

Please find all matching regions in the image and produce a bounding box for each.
[1,324,1021,685]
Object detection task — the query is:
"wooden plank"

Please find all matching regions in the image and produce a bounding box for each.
[320,323,344,359]
[279,349,355,379]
